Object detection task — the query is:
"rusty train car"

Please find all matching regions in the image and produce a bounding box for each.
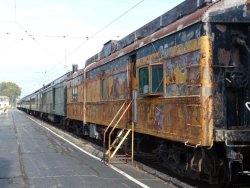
[18,0,250,186]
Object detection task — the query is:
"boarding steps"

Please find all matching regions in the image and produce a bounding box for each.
[103,100,134,164]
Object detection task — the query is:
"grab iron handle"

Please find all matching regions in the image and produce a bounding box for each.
[245,102,250,112]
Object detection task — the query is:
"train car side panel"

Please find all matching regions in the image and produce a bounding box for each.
[134,23,207,145]
[85,55,129,127]
[67,72,84,121]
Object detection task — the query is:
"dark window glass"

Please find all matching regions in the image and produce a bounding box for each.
[151,65,163,93]
[72,87,78,102]
[139,67,149,94]
[102,79,107,99]
[53,88,55,110]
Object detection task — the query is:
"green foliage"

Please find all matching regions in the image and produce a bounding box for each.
[0,82,22,104]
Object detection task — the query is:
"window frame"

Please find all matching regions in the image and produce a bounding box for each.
[72,87,78,102]
[101,79,107,100]
[150,64,164,94]
[139,66,149,95]
[138,63,164,96]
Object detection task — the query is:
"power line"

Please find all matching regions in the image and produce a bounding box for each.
[0,38,24,51]
[6,0,144,85]
[0,31,120,39]
[40,0,144,75]
[15,21,62,65]
[14,0,17,22]
[66,0,144,59]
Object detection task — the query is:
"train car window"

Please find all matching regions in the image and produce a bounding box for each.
[101,79,107,100]
[72,87,78,102]
[151,65,163,93]
[36,95,38,109]
[53,88,55,110]
[139,67,149,94]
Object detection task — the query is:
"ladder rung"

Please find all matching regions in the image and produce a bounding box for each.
[110,129,131,159]
[103,100,134,164]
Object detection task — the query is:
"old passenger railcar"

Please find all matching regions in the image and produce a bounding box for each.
[39,73,69,122]
[66,65,85,133]
[84,1,213,144]
[18,72,71,122]
[82,0,250,185]
[18,0,250,186]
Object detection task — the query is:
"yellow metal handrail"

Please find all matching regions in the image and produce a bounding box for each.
[108,101,132,163]
[105,128,125,155]
[110,129,131,159]
[102,100,132,163]
[103,100,127,161]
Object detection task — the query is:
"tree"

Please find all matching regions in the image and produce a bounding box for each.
[0,82,22,106]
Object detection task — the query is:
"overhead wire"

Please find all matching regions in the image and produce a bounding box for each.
[0,38,25,51]
[66,0,144,60]
[43,0,144,76]
[0,31,119,39]
[4,0,144,87]
[14,21,65,83]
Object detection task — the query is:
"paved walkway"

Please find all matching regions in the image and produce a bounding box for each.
[0,110,174,188]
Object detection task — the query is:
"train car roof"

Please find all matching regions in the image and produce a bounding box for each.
[85,0,215,68]
[85,0,250,71]
[202,0,250,23]
[67,68,84,81]
[19,71,72,101]
[41,71,72,90]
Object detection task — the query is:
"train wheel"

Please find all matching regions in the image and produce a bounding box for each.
[75,125,83,136]
[217,158,230,188]
[199,150,230,187]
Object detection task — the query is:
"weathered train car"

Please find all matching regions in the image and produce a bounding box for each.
[17,94,32,113]
[66,65,85,133]
[18,72,71,123]
[17,0,250,186]
[39,73,69,122]
[81,0,250,185]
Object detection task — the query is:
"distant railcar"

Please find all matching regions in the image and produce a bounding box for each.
[66,65,85,134]
[18,0,250,186]
[18,72,71,122]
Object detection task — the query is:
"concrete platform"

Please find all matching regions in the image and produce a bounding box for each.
[0,109,175,188]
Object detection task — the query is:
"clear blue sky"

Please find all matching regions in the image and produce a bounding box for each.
[0,0,184,98]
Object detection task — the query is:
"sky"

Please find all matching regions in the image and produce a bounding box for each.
[0,0,184,98]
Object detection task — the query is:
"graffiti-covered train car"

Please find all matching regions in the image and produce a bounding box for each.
[82,0,250,185]
[18,0,250,186]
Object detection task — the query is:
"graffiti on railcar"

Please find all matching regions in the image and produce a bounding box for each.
[154,105,164,130]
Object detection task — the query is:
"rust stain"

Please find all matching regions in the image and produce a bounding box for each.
[85,7,207,72]
[137,51,161,67]
[107,76,113,98]
[162,38,201,59]
[200,36,214,146]
[213,93,223,126]
[174,66,187,85]
[218,48,230,65]
[231,48,241,67]
[245,0,250,16]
